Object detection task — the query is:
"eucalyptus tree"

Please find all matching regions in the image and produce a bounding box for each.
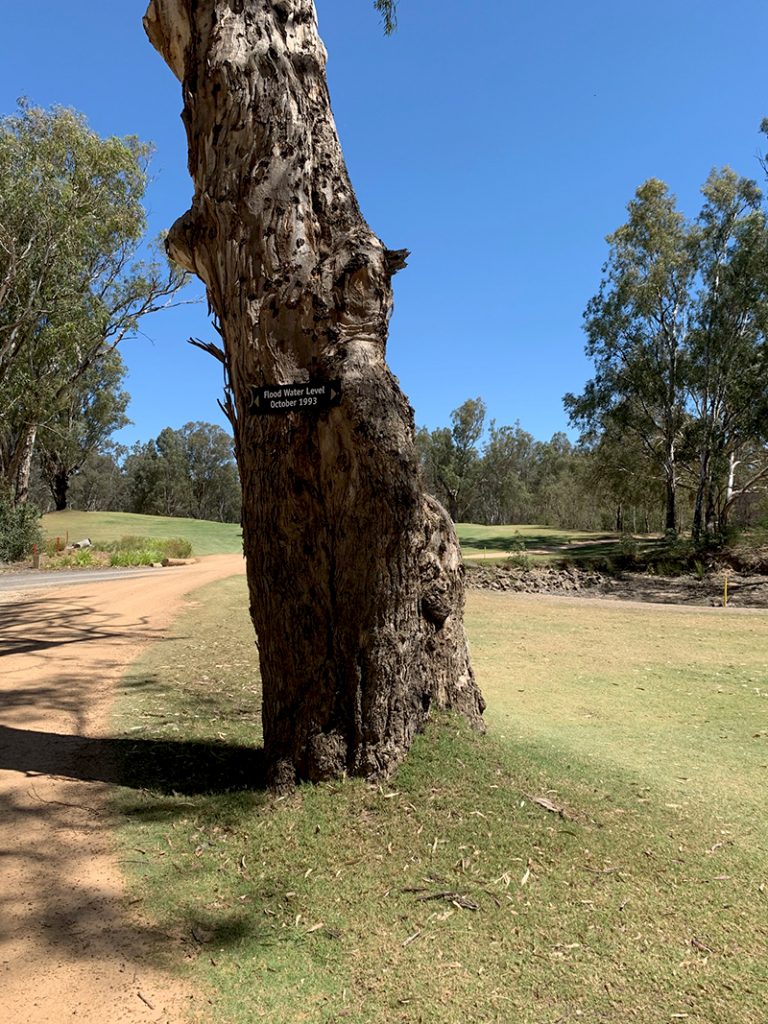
[144,0,484,787]
[417,398,486,522]
[568,158,768,541]
[179,421,241,523]
[565,179,694,534]
[36,351,130,511]
[124,429,193,518]
[476,421,536,526]
[686,168,768,537]
[0,102,185,503]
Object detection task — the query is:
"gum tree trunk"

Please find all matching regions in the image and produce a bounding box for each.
[10,423,37,505]
[144,0,484,788]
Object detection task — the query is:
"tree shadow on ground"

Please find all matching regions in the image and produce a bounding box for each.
[0,723,265,796]
[460,531,619,553]
[0,592,182,656]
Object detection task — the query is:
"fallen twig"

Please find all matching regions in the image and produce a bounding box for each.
[528,794,572,820]
[404,888,479,910]
[27,787,102,816]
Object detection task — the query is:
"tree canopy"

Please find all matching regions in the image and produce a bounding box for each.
[566,157,768,539]
[0,101,186,503]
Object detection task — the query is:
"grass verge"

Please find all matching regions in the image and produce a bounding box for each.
[111,579,768,1023]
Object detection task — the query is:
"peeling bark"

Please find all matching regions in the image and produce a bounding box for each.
[6,423,37,505]
[144,0,484,787]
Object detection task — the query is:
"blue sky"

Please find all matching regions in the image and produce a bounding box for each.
[2,1,767,446]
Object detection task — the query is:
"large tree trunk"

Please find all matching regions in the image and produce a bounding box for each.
[144,0,484,788]
[10,423,37,505]
[50,466,69,512]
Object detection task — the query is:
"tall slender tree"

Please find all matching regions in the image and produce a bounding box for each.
[144,0,484,788]
[566,179,696,534]
[687,169,768,537]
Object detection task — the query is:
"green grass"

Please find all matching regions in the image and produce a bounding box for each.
[457,523,613,550]
[456,522,643,564]
[111,579,768,1024]
[40,512,644,565]
[42,510,242,556]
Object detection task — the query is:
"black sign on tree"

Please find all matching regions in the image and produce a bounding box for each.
[250,380,342,415]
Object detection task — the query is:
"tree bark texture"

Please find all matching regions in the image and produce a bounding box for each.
[144,0,484,787]
[10,423,36,505]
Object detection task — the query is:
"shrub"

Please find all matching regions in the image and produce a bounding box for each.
[109,550,156,567]
[619,534,639,559]
[107,538,192,567]
[160,537,193,558]
[0,494,43,563]
[105,535,152,553]
[507,553,532,570]
[106,535,193,559]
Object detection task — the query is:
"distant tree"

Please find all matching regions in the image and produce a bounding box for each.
[125,431,190,518]
[36,352,130,511]
[179,422,241,523]
[686,168,768,537]
[565,179,693,534]
[418,398,486,521]
[522,433,588,529]
[584,425,666,533]
[476,421,536,526]
[0,101,186,503]
[568,153,768,541]
[124,423,240,523]
[68,447,129,513]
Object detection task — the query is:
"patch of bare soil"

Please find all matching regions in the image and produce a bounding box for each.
[0,554,245,1023]
[466,563,768,609]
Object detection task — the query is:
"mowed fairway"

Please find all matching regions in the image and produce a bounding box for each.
[112,580,768,1024]
[457,522,627,561]
[467,592,768,821]
[42,509,243,555]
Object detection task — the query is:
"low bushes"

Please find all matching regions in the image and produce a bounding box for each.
[40,534,194,569]
[0,495,42,563]
[106,535,193,566]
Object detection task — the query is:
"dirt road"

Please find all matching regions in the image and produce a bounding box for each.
[0,554,245,1024]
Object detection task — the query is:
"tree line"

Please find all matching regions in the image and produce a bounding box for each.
[4,102,767,547]
[418,390,768,537]
[28,420,241,524]
[416,398,655,533]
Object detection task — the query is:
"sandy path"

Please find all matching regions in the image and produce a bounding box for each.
[0,554,245,1024]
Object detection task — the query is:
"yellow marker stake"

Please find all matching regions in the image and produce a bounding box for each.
[723,573,728,608]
